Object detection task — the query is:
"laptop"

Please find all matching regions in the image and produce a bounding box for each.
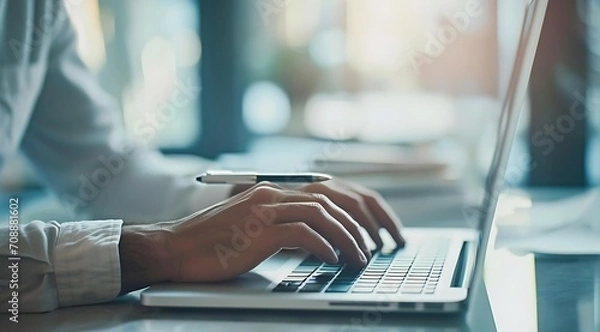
[141,0,548,313]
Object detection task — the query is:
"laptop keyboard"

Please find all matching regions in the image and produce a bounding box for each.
[272,238,449,295]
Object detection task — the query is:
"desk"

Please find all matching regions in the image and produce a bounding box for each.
[2,189,599,331]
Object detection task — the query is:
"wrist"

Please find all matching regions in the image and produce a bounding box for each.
[119,223,175,294]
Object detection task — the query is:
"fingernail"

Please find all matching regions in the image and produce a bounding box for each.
[359,250,367,263]
[329,253,339,264]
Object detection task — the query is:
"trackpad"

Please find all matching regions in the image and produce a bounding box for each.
[199,249,306,292]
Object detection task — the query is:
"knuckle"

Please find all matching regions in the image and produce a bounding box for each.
[309,192,330,204]
[366,190,383,201]
[250,185,280,202]
[347,192,363,205]
[363,193,378,205]
[304,202,328,215]
[347,218,361,232]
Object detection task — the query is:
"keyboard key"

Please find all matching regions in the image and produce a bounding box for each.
[325,284,352,293]
[299,283,326,292]
[293,266,317,272]
[383,275,405,279]
[273,282,301,292]
[408,273,430,278]
[329,281,354,287]
[355,280,379,286]
[360,275,382,280]
[313,271,337,279]
[400,287,423,294]
[365,269,387,274]
[283,277,306,282]
[333,278,357,284]
[376,288,399,294]
[406,276,428,280]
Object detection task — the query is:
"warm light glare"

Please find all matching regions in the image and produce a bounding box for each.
[303,92,455,143]
[65,0,106,72]
[356,92,455,143]
[304,94,360,139]
[283,0,322,48]
[346,0,424,76]
[485,249,538,332]
[172,29,202,67]
[141,37,177,95]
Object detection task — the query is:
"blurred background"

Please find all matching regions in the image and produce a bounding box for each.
[1,0,599,222]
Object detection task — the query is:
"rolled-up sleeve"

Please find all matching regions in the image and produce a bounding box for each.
[0,219,122,313]
[0,0,233,314]
[21,1,232,224]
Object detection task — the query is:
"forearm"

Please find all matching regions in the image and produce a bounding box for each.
[80,151,234,224]
[118,223,175,294]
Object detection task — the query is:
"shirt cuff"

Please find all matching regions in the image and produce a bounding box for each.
[54,219,123,307]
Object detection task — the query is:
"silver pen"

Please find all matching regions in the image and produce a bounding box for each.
[196,171,332,184]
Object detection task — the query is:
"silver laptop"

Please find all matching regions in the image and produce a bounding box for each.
[141,0,548,313]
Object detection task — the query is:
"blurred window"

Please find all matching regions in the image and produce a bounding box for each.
[245,0,499,144]
[67,0,201,149]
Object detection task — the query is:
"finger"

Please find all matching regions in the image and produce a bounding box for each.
[278,189,372,258]
[181,182,280,222]
[218,222,339,278]
[301,182,384,249]
[271,222,339,264]
[236,181,286,204]
[340,182,405,246]
[266,202,368,268]
[362,194,405,245]
[335,180,405,245]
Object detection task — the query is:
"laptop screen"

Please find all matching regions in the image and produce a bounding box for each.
[467,0,548,291]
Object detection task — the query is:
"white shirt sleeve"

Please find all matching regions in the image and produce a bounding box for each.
[0,219,122,313]
[0,2,233,313]
[20,3,232,223]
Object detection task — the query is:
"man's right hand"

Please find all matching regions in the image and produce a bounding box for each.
[119,182,370,293]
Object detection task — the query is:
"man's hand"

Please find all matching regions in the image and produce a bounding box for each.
[119,180,404,293]
[231,179,405,248]
[295,179,405,248]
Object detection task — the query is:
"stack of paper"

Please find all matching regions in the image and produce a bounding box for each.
[495,189,600,255]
